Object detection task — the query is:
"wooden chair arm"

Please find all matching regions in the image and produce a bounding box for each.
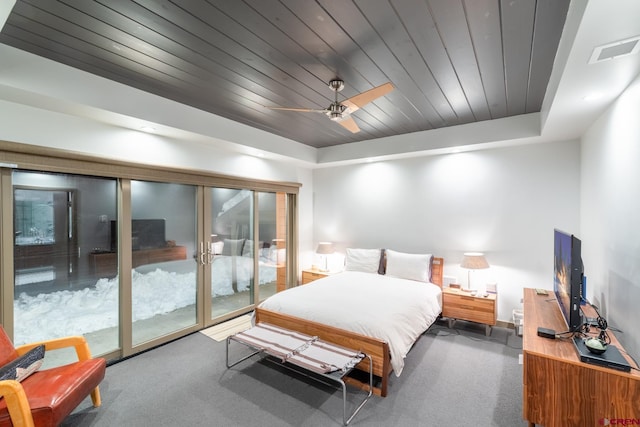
[0,380,35,427]
[15,336,93,361]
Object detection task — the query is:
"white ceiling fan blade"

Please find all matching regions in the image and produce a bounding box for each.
[342,82,394,113]
[336,115,360,133]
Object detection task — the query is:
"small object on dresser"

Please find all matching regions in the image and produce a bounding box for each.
[449,283,461,289]
[537,327,556,339]
[535,288,548,296]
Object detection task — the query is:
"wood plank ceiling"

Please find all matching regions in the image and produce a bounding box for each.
[0,0,570,149]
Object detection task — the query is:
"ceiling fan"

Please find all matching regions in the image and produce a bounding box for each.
[267,79,394,133]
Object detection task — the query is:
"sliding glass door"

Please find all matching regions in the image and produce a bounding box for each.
[11,171,119,358]
[130,180,198,346]
[207,189,288,321]
[209,188,254,319]
[257,191,286,300]
[1,152,298,365]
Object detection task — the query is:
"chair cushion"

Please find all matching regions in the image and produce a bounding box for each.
[0,357,106,427]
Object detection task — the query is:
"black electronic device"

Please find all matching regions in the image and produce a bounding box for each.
[573,337,631,372]
[537,327,556,339]
[553,229,584,332]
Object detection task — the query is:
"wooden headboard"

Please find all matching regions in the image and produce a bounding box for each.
[431,257,444,288]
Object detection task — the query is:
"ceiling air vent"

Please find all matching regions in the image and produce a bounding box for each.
[589,36,640,64]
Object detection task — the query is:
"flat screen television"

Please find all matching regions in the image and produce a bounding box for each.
[553,229,584,332]
[110,219,166,252]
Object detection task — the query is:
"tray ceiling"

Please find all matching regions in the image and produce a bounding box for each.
[0,0,570,149]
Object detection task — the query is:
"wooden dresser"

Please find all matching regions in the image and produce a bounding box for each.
[522,288,640,427]
[89,246,187,277]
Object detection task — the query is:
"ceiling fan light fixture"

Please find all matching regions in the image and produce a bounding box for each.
[328,79,345,92]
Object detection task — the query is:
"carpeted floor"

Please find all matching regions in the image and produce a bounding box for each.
[61,320,527,426]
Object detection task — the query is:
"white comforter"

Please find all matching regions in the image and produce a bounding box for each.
[257,271,442,376]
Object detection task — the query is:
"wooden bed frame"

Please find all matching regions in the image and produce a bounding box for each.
[254,256,444,397]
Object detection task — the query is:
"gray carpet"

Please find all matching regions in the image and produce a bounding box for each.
[61,321,527,426]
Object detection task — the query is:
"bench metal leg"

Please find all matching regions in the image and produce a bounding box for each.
[226,336,261,368]
[339,355,373,426]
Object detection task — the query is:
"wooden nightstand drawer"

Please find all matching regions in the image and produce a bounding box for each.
[443,304,496,325]
[301,269,329,284]
[443,293,494,310]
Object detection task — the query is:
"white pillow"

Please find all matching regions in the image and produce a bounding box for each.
[385,249,432,282]
[212,241,224,254]
[344,248,382,273]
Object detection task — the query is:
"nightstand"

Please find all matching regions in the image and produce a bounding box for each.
[301,269,330,284]
[442,287,497,336]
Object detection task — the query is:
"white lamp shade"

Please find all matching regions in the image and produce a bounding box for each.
[315,242,334,254]
[461,252,489,270]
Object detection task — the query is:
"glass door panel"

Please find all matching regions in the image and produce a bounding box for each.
[256,192,285,301]
[210,188,254,318]
[130,180,198,346]
[12,171,119,360]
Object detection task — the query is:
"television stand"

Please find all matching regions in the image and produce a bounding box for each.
[89,246,187,278]
[522,288,640,427]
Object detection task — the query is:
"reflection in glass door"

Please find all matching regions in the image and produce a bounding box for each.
[209,188,254,318]
[257,192,285,301]
[14,189,76,288]
[208,189,288,320]
[3,162,298,365]
[130,181,198,346]
[12,171,119,360]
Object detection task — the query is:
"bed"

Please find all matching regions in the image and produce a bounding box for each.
[255,248,444,397]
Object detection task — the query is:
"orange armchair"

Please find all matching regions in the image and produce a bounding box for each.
[0,327,106,427]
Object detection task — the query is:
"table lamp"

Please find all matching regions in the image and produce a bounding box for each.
[316,242,334,272]
[461,252,489,291]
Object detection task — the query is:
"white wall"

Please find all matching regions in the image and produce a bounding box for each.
[312,141,581,322]
[581,74,640,357]
[0,100,305,184]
